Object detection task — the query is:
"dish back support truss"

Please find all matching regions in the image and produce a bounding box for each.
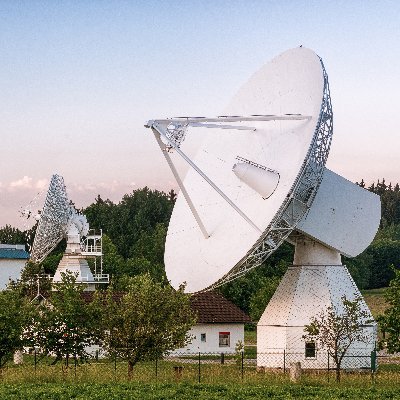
[30,175,71,263]
[147,58,333,291]
[212,60,333,289]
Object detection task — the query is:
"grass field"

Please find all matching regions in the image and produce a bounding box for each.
[244,329,256,345]
[1,353,400,399]
[1,381,400,399]
[1,359,399,384]
[362,288,388,318]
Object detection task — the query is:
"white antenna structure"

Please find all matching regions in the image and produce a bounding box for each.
[145,47,381,369]
[30,174,109,290]
[30,175,70,263]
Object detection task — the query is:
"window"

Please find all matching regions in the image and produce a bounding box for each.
[200,333,206,342]
[219,332,230,347]
[305,342,316,358]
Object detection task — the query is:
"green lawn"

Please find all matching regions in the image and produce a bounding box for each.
[2,358,400,399]
[244,329,257,345]
[1,382,400,400]
[361,288,388,318]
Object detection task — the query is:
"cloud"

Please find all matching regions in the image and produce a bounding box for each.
[7,176,49,192]
[35,179,48,190]
[68,180,136,195]
[10,176,33,189]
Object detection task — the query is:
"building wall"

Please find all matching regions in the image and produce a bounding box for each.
[0,259,27,289]
[174,323,244,354]
[257,325,375,369]
[85,323,245,358]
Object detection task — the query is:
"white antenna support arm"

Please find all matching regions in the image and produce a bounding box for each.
[149,121,262,235]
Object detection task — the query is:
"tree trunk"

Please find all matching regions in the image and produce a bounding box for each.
[128,360,134,380]
[335,366,341,383]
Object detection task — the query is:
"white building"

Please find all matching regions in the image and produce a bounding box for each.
[175,291,251,354]
[0,244,30,290]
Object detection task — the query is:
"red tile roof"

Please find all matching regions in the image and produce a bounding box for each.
[80,290,250,324]
[190,291,251,324]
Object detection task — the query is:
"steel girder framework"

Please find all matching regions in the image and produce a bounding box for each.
[207,58,333,290]
[30,175,71,263]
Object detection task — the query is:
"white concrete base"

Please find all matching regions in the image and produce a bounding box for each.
[53,254,95,291]
[257,239,376,369]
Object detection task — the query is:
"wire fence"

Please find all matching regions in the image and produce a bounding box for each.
[4,349,400,384]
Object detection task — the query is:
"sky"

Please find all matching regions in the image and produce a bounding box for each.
[1,0,399,228]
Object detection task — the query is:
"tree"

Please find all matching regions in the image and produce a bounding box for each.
[124,256,166,283]
[84,188,174,260]
[127,223,168,282]
[102,274,196,378]
[356,179,365,188]
[101,234,125,278]
[23,272,102,366]
[344,251,373,290]
[82,195,115,234]
[303,296,373,382]
[249,276,280,321]
[7,260,52,299]
[366,239,400,288]
[378,266,400,353]
[0,225,26,245]
[0,290,33,372]
[220,250,291,314]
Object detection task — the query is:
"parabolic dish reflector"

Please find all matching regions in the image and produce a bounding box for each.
[30,175,70,263]
[162,48,333,292]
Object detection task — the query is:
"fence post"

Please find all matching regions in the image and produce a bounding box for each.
[371,348,377,383]
[283,350,286,374]
[198,352,201,383]
[371,349,377,373]
[241,351,244,381]
[327,352,330,383]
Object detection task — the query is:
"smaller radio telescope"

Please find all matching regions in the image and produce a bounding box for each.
[145,47,381,369]
[30,174,109,291]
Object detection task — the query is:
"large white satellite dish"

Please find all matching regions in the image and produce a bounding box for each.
[146,47,333,292]
[146,47,381,369]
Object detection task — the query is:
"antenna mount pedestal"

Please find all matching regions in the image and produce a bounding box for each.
[257,238,376,370]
